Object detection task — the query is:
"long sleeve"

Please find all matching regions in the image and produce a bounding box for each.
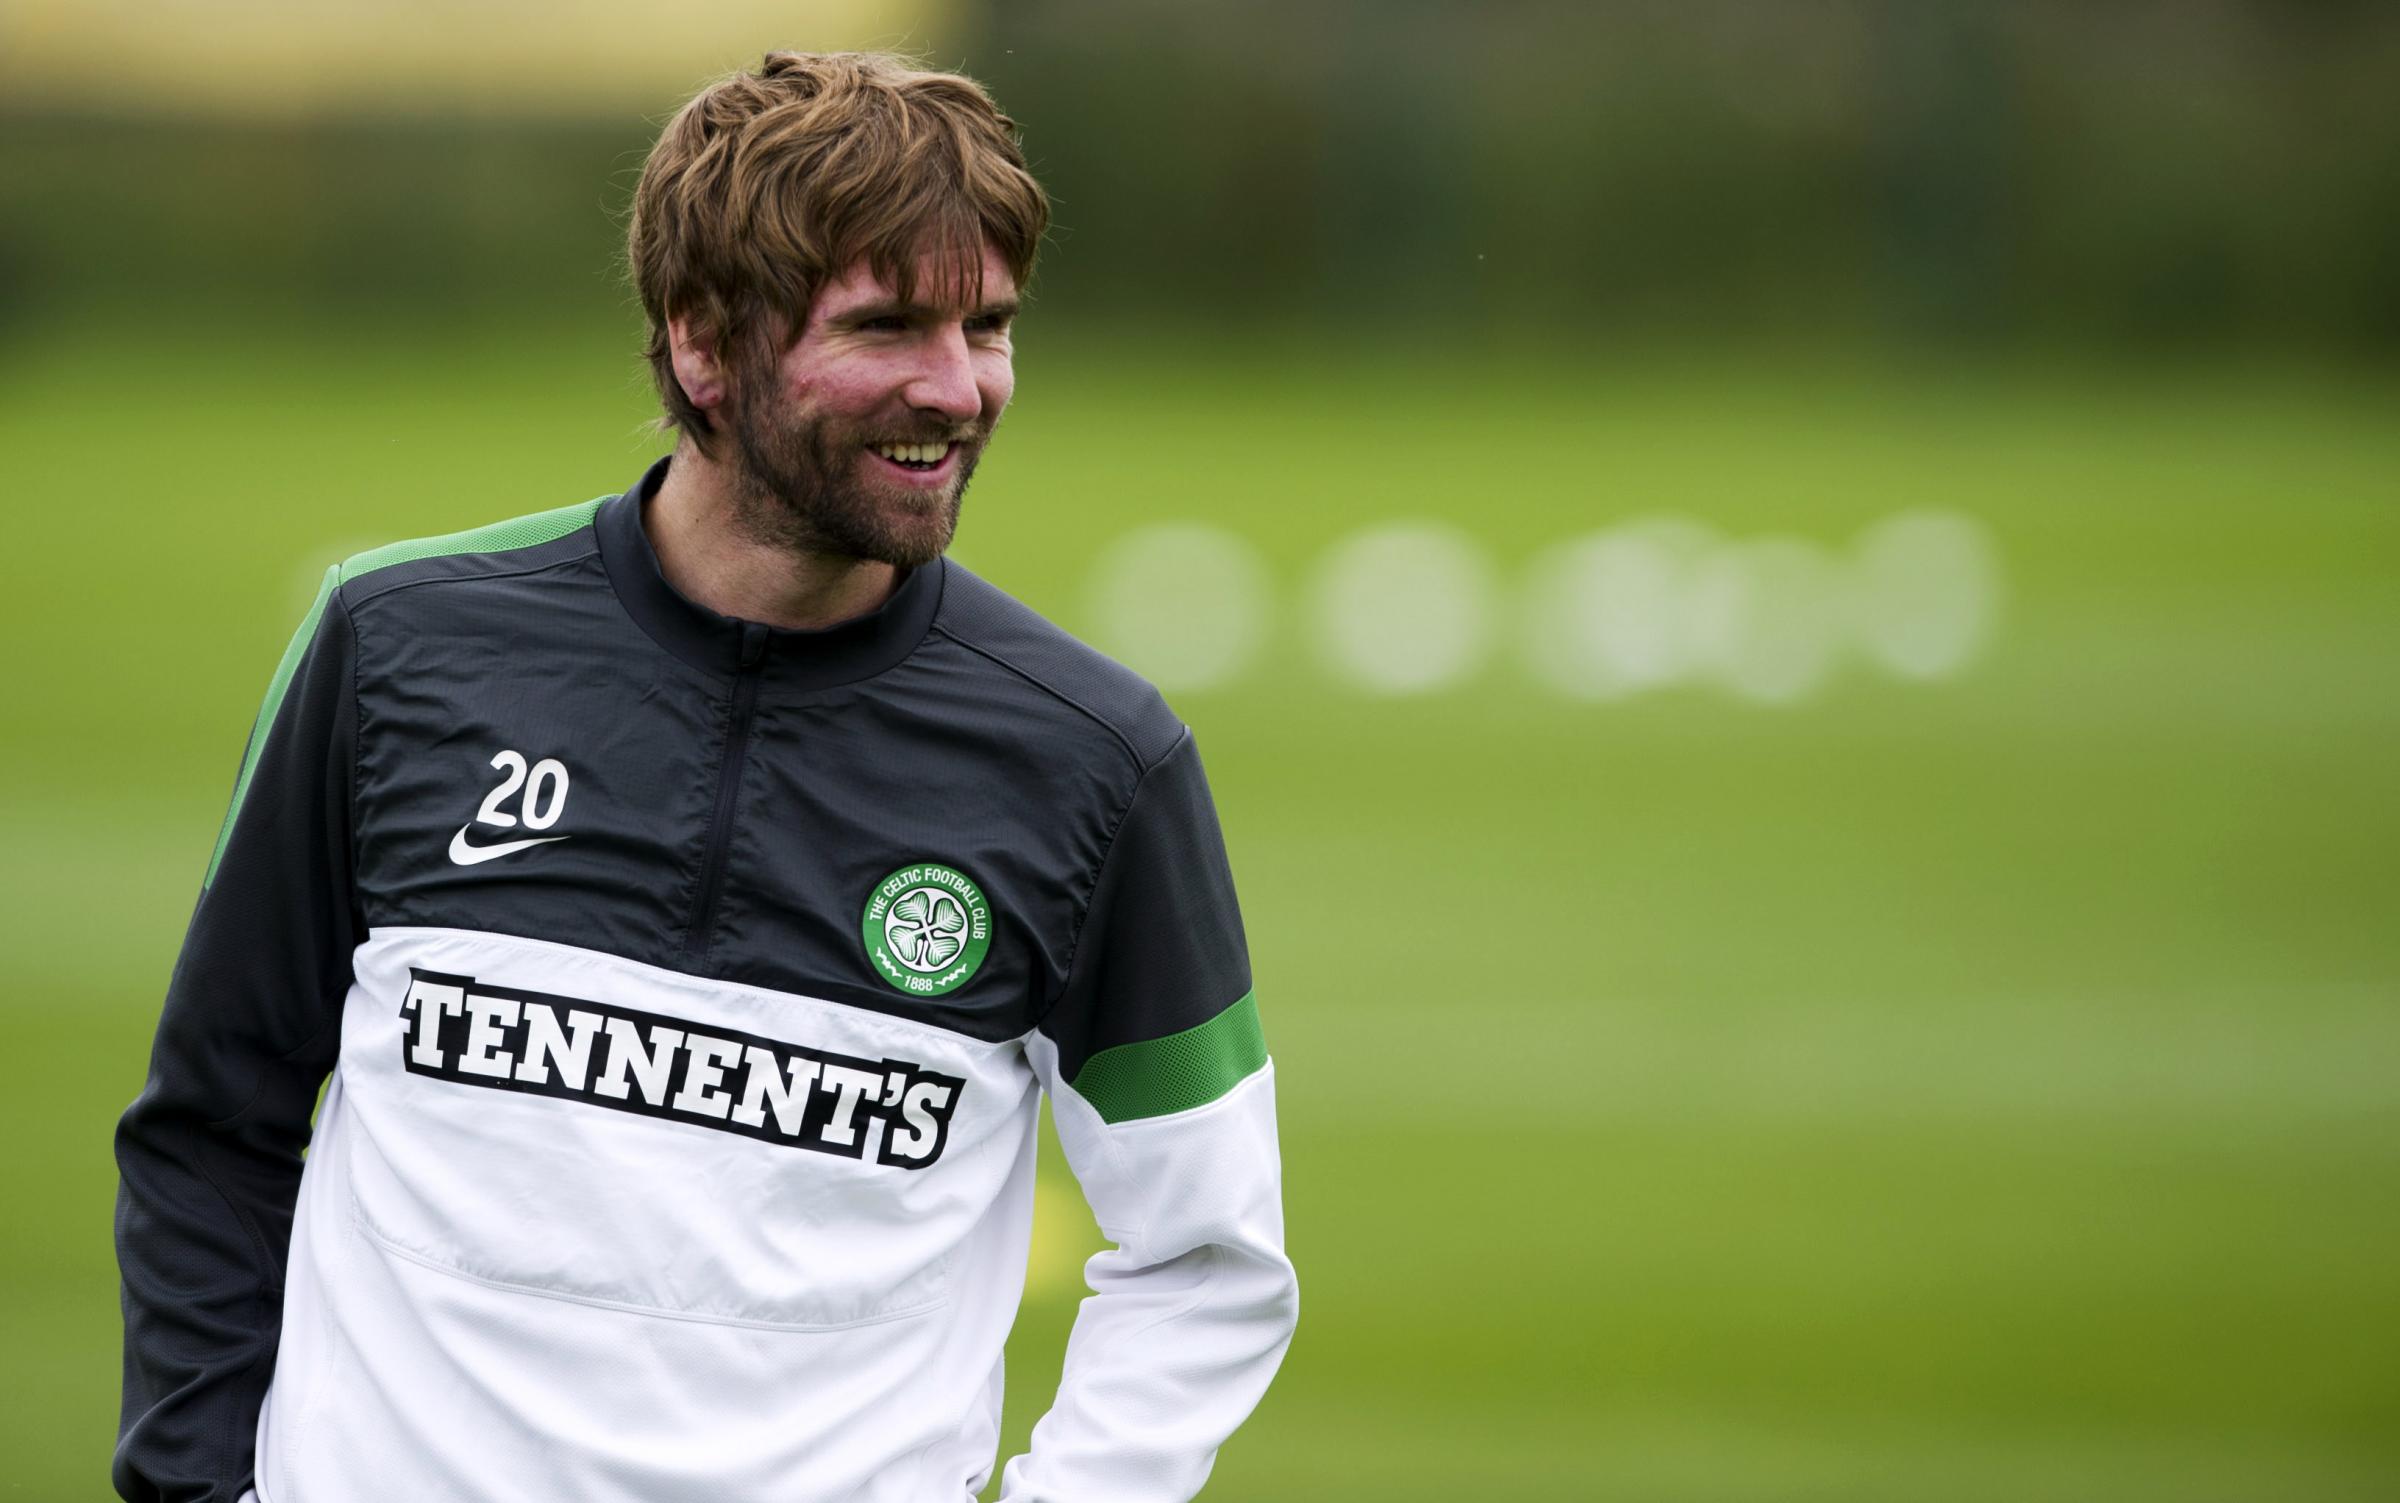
[1003,729,1297,1503]
[114,570,363,1503]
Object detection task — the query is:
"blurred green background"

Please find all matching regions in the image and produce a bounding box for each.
[4,1,2397,1499]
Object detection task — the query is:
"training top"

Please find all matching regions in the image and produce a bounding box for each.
[112,456,1297,1503]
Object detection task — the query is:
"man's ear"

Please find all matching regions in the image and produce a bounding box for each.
[667,315,728,413]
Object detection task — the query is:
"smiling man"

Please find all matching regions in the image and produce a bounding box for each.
[645,241,1021,626]
[113,52,1296,1503]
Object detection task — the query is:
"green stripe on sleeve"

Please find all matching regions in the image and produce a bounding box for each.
[205,565,339,888]
[334,496,604,585]
[1069,991,1267,1124]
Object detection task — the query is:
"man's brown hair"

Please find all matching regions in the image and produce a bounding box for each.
[627,51,1050,452]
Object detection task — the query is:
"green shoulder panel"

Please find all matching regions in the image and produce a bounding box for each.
[206,565,341,886]
[1068,991,1267,1125]
[203,496,608,887]
[335,496,606,586]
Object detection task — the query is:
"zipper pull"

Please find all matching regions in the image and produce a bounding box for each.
[738,620,768,671]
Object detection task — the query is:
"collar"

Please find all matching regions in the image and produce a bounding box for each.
[594,454,944,687]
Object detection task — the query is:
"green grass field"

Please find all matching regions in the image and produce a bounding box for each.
[4,316,2395,1500]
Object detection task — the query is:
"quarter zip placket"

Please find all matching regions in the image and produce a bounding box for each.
[686,620,768,959]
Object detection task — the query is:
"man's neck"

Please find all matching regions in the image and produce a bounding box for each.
[646,442,901,631]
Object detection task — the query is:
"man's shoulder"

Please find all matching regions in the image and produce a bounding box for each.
[332,494,611,611]
[929,559,1187,774]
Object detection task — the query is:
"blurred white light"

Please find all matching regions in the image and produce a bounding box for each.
[1687,536,1844,705]
[1520,516,1721,700]
[1086,523,1270,692]
[1849,510,2004,681]
[1308,523,1497,694]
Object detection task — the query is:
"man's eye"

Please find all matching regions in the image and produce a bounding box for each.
[967,316,1012,336]
[860,316,907,332]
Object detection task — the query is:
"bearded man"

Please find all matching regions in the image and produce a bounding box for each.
[113,51,1295,1503]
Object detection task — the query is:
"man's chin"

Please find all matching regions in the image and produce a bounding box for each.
[849,493,960,569]
[869,529,954,570]
[853,455,976,566]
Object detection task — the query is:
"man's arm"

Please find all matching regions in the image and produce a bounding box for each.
[1005,729,1298,1503]
[114,569,362,1503]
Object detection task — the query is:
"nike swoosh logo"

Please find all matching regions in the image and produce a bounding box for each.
[448,826,571,866]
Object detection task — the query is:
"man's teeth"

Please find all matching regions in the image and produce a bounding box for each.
[874,441,949,464]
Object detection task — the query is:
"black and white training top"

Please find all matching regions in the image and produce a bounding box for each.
[113,455,1296,1503]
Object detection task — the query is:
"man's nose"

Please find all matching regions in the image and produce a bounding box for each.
[902,326,981,424]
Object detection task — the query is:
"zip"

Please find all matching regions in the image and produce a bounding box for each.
[686,621,768,959]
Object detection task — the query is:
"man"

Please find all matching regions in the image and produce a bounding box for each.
[114,51,1296,1503]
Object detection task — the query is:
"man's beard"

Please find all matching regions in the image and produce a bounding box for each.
[724,388,981,569]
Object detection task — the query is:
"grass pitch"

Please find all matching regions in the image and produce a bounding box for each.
[3,318,2395,1500]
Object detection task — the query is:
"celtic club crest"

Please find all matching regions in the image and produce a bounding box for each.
[861,862,993,996]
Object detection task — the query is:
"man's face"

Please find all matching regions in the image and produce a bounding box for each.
[722,242,1018,569]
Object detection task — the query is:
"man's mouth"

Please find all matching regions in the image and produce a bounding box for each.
[869,440,958,472]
